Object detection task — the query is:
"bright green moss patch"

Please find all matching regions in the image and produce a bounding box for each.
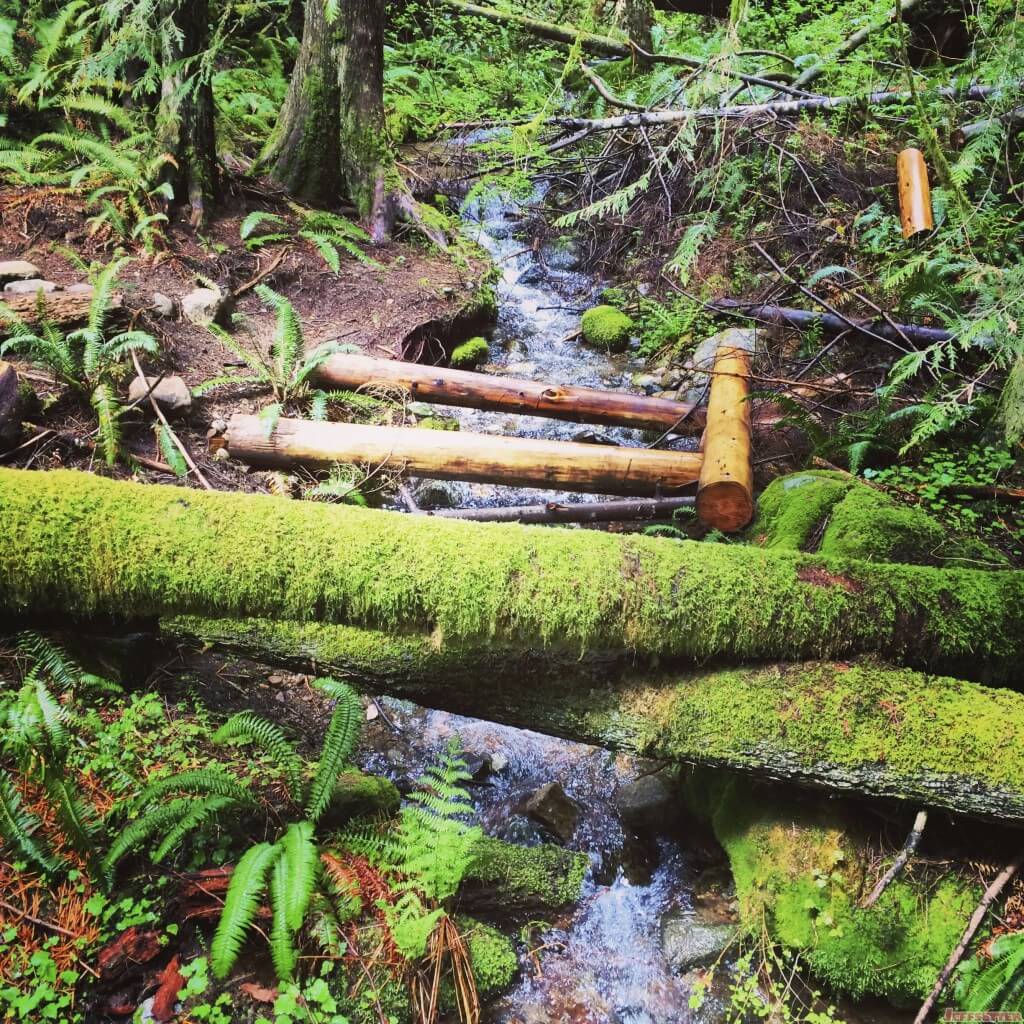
[466,835,589,909]
[3,469,1023,682]
[685,772,979,1002]
[625,659,1024,819]
[581,304,633,352]
[450,336,490,369]
[461,918,519,996]
[750,472,851,550]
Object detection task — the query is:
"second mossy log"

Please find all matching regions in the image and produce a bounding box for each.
[2,468,1023,681]
[164,616,1024,825]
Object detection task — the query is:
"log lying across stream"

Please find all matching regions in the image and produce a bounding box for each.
[315,352,708,433]
[215,415,704,497]
[162,616,1024,825]
[2,468,1022,681]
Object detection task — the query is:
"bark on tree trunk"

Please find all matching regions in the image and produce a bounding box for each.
[261,0,343,205]
[157,0,219,226]
[161,615,1024,825]
[2,468,1022,682]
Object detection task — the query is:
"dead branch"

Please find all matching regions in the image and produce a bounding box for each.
[861,809,928,908]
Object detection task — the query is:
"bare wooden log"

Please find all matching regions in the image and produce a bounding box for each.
[316,352,706,433]
[709,299,953,346]
[697,345,753,532]
[219,415,704,497]
[0,291,123,330]
[162,615,1024,826]
[955,104,1024,144]
[428,495,694,523]
[897,148,934,238]
[3,468,1023,680]
[436,0,807,95]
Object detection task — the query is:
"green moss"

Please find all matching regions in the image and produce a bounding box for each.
[625,658,1024,818]
[466,835,589,909]
[449,336,490,369]
[415,416,460,431]
[3,469,1023,683]
[752,471,1004,567]
[460,918,519,996]
[684,772,979,1002]
[581,305,633,353]
[323,771,400,824]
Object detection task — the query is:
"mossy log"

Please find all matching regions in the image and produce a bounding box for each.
[683,769,982,1003]
[2,468,1023,682]
[164,618,1024,825]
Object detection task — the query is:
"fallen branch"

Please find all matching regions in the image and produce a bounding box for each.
[708,298,952,347]
[913,855,1022,1024]
[437,0,809,95]
[579,60,649,112]
[545,82,1009,134]
[954,103,1024,144]
[428,495,695,523]
[860,809,928,908]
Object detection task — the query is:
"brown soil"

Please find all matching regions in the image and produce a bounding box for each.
[0,186,494,492]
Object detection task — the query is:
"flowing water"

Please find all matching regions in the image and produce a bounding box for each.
[367,187,733,1022]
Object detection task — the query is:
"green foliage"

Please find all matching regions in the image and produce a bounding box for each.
[214,711,305,801]
[305,679,362,824]
[449,336,490,369]
[0,257,159,464]
[580,304,633,352]
[956,931,1024,1012]
[240,207,379,272]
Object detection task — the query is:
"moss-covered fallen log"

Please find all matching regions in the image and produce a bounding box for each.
[2,470,1022,681]
[165,617,1024,825]
[683,770,982,1003]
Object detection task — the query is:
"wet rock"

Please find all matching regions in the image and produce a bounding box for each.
[517,264,546,287]
[504,361,538,377]
[489,751,508,773]
[679,327,756,404]
[128,375,193,414]
[493,813,548,847]
[181,286,224,325]
[545,247,580,273]
[406,401,435,418]
[521,781,579,842]
[613,769,680,833]
[0,260,41,284]
[661,913,736,973]
[631,373,661,393]
[66,282,94,296]
[150,292,175,318]
[4,278,58,294]
[572,429,619,445]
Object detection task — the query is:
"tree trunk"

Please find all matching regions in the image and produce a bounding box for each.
[3,468,1023,681]
[162,616,1024,826]
[261,0,343,205]
[315,353,710,433]
[215,414,704,497]
[337,0,394,236]
[157,0,219,226]
[611,0,654,51]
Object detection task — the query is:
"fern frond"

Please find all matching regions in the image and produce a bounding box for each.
[103,797,195,876]
[134,767,252,808]
[0,772,62,875]
[213,712,304,802]
[152,795,236,863]
[240,211,287,241]
[16,632,79,692]
[305,681,362,824]
[255,285,303,385]
[91,383,122,466]
[320,851,363,921]
[156,424,188,478]
[42,771,99,857]
[210,841,280,979]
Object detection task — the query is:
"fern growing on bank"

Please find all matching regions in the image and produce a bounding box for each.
[105,677,364,981]
[0,257,159,464]
[956,932,1024,1012]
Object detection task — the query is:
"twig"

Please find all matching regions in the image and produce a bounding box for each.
[861,810,928,908]
[0,898,79,939]
[912,855,1022,1024]
[130,352,213,490]
[579,60,649,112]
[232,247,289,299]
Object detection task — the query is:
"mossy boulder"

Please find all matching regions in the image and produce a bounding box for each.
[751,471,1005,566]
[465,835,589,911]
[683,770,980,1003]
[462,918,519,996]
[581,305,633,353]
[450,336,490,369]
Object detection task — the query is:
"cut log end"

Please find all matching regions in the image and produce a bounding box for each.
[696,480,754,534]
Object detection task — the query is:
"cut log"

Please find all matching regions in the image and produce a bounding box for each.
[0,361,20,449]
[429,495,695,523]
[162,616,1024,825]
[316,352,706,433]
[709,299,952,346]
[0,291,123,330]
[3,468,1023,680]
[218,415,704,497]
[896,147,934,239]
[697,344,753,532]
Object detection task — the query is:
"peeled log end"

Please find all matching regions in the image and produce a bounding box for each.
[696,479,755,534]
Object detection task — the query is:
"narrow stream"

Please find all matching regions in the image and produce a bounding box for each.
[370,187,732,1021]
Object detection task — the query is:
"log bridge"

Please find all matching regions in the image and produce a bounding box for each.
[213,344,756,531]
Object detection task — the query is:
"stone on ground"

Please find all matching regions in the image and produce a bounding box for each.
[128,375,193,414]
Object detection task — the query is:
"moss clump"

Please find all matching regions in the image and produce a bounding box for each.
[416,416,460,431]
[581,305,633,352]
[322,771,400,825]
[466,835,589,910]
[450,336,490,369]
[752,471,1004,567]
[684,771,979,1002]
[3,469,1023,683]
[461,918,519,996]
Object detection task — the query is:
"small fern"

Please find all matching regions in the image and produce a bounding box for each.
[956,932,1024,1012]
[213,712,305,802]
[305,680,362,824]
[0,771,61,875]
